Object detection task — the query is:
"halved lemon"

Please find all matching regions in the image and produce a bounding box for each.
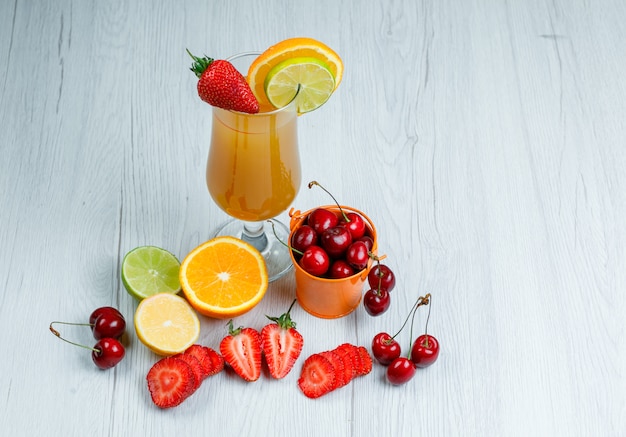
[134,293,200,356]
[264,57,336,113]
[248,37,343,110]
[179,236,268,319]
[121,246,181,301]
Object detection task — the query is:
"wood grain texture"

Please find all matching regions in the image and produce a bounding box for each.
[1,0,624,436]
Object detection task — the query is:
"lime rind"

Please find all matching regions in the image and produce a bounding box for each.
[121,246,181,301]
[264,56,336,113]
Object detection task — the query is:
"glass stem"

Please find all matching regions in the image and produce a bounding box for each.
[241,221,268,252]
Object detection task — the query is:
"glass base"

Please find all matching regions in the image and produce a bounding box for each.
[212,218,293,282]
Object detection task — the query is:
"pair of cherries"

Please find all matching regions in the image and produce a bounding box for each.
[363,262,396,316]
[371,294,440,385]
[50,306,126,370]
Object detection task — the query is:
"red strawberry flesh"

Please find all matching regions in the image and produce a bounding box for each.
[261,314,304,379]
[298,353,336,398]
[356,346,373,376]
[174,353,204,390]
[146,356,195,409]
[203,346,225,376]
[220,325,262,382]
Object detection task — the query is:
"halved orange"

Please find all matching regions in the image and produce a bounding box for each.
[247,37,343,109]
[179,237,269,319]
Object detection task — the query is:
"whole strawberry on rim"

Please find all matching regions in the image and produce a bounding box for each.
[187,49,259,113]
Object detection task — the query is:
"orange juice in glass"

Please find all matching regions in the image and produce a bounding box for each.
[206,52,301,281]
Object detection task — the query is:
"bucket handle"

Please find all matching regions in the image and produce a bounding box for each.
[288,207,307,231]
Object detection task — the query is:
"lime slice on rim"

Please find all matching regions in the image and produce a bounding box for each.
[121,246,181,301]
[264,57,336,113]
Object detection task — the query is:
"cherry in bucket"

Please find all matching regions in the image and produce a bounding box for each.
[273,221,330,276]
[307,181,367,241]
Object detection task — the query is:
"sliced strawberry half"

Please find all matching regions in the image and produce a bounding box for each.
[262,300,304,379]
[298,353,336,398]
[220,321,262,382]
[146,356,195,408]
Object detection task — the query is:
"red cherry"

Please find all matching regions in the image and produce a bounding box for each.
[321,226,352,258]
[411,334,440,368]
[92,338,125,369]
[50,321,125,370]
[363,288,390,316]
[357,235,374,252]
[386,357,416,385]
[92,310,126,340]
[339,212,366,240]
[328,259,355,279]
[307,208,338,235]
[345,240,369,270]
[367,264,396,292]
[89,306,123,327]
[371,332,401,366]
[291,224,318,253]
[299,246,330,276]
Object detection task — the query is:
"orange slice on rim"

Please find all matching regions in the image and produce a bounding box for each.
[247,37,343,109]
[179,237,269,319]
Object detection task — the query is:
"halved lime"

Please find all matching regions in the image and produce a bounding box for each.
[121,246,181,301]
[264,56,336,113]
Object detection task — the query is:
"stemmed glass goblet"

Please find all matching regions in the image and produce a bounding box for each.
[205,52,301,281]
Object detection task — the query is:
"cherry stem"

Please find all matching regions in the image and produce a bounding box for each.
[368,255,387,297]
[49,321,99,352]
[388,294,430,343]
[407,293,431,358]
[307,180,349,222]
[423,293,433,347]
[268,220,303,256]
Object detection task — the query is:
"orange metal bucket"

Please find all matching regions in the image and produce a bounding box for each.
[288,205,378,319]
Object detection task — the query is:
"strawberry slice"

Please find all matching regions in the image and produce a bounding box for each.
[146,356,195,408]
[332,344,357,386]
[356,346,373,376]
[220,321,262,382]
[320,350,347,388]
[298,353,336,398]
[174,353,204,390]
[262,300,304,379]
[184,344,224,378]
[183,345,212,379]
[203,346,225,376]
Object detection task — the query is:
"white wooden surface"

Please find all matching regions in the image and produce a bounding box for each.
[1,0,625,436]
